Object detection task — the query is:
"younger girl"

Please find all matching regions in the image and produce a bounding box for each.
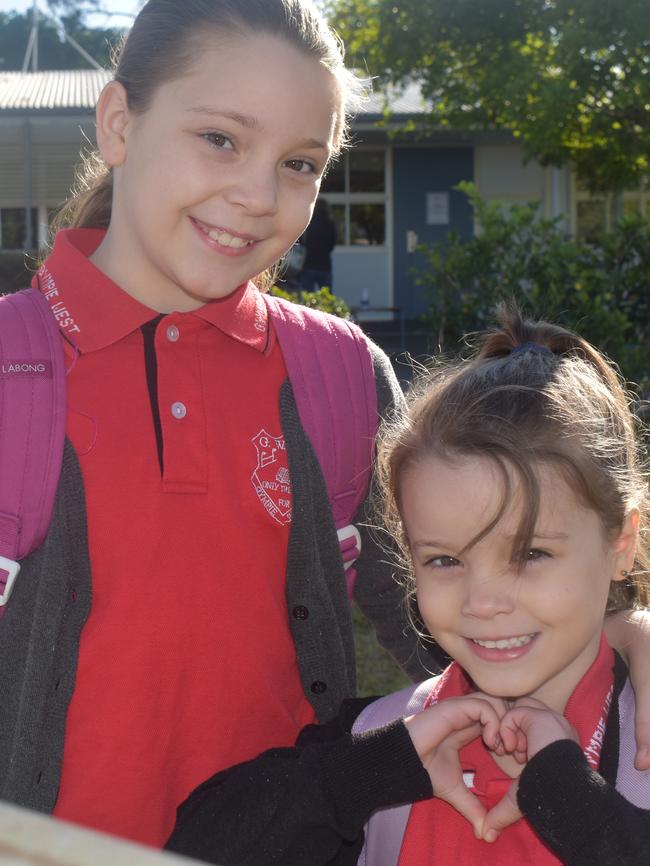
[166,307,650,865]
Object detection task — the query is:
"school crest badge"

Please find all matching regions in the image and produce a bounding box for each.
[251,429,292,525]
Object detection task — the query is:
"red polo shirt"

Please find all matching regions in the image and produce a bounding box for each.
[37,229,316,846]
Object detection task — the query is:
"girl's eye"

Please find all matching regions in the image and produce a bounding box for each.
[526,548,549,563]
[427,555,461,569]
[203,132,234,150]
[284,158,316,175]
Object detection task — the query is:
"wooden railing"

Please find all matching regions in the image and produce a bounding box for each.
[0,801,207,865]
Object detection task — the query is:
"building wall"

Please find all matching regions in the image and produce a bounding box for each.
[0,115,95,248]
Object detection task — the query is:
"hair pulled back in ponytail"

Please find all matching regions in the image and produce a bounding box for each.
[52,0,364,237]
[378,304,650,613]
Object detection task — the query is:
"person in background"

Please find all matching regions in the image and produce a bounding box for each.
[300,197,337,292]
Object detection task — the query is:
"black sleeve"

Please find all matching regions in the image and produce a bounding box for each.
[518,739,650,865]
[165,699,432,866]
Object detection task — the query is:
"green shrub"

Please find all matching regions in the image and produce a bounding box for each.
[270,284,351,319]
[415,183,650,395]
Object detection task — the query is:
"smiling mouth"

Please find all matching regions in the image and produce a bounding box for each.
[192,218,257,250]
[471,634,537,650]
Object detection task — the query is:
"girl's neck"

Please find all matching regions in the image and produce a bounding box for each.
[89,225,205,314]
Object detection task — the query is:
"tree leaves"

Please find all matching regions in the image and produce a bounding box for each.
[330,0,650,193]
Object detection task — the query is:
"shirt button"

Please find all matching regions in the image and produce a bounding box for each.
[310,680,327,694]
[166,324,180,342]
[293,605,309,620]
[171,401,187,419]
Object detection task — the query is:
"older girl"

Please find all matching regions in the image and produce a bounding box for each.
[0,0,422,847]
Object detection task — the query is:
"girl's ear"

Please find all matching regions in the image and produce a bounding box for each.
[611,509,640,582]
[95,81,130,167]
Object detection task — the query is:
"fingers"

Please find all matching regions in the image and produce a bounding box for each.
[440,781,487,840]
[628,647,650,770]
[500,703,578,760]
[605,610,650,769]
[481,781,522,843]
[635,736,650,771]
[406,696,503,763]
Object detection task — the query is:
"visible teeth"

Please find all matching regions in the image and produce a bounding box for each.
[473,634,535,650]
[205,227,252,248]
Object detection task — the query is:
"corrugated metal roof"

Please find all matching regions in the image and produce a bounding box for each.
[0,69,430,116]
[0,70,112,112]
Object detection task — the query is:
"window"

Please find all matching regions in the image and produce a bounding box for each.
[574,179,649,242]
[0,208,39,250]
[320,149,386,246]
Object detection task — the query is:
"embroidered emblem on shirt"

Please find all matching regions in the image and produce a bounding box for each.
[251,429,292,525]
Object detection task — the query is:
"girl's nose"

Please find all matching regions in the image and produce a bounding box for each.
[224,167,279,216]
[460,574,516,619]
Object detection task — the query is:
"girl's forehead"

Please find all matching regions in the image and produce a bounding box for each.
[401,453,581,536]
[156,32,341,129]
[145,35,342,154]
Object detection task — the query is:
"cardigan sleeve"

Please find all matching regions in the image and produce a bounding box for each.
[165,698,432,866]
[352,341,450,679]
[518,739,650,865]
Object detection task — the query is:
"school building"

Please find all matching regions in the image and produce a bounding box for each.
[1,70,648,320]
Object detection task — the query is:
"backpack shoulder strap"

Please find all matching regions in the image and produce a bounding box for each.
[352,678,436,734]
[352,678,439,866]
[263,294,378,596]
[0,287,66,614]
[616,678,650,807]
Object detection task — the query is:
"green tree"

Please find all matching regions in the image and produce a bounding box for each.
[330,0,650,194]
[414,183,650,392]
[0,5,121,70]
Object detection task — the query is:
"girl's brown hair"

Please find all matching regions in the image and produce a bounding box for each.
[51,0,364,264]
[378,305,650,613]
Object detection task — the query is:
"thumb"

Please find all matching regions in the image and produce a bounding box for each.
[481,780,522,843]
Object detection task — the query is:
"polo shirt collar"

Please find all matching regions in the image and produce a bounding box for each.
[193,279,271,354]
[35,228,271,354]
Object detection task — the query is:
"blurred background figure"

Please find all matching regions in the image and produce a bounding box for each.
[300,197,337,292]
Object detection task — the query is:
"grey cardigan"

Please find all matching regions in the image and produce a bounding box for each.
[0,341,430,814]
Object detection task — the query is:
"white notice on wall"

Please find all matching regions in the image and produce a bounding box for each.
[426,192,450,225]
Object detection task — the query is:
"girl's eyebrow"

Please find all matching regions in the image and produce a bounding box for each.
[187,106,259,128]
[411,539,458,551]
[186,106,329,151]
[506,531,570,541]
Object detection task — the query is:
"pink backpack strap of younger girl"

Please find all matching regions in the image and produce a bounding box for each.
[0,288,66,617]
[352,678,438,866]
[263,293,378,597]
[353,675,650,866]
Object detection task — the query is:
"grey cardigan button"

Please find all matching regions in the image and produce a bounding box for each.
[311,680,327,694]
[293,605,309,620]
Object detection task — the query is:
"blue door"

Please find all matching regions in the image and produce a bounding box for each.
[393,147,474,319]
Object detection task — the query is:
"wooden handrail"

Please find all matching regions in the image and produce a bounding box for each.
[0,801,207,866]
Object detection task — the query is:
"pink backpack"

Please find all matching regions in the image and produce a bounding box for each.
[352,676,650,866]
[0,287,378,615]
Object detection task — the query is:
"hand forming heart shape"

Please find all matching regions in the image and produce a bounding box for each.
[405,693,580,842]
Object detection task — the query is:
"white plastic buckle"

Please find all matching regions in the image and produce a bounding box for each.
[0,556,20,606]
[336,524,362,571]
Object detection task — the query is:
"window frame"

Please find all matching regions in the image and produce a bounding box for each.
[572,176,649,240]
[321,147,388,248]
